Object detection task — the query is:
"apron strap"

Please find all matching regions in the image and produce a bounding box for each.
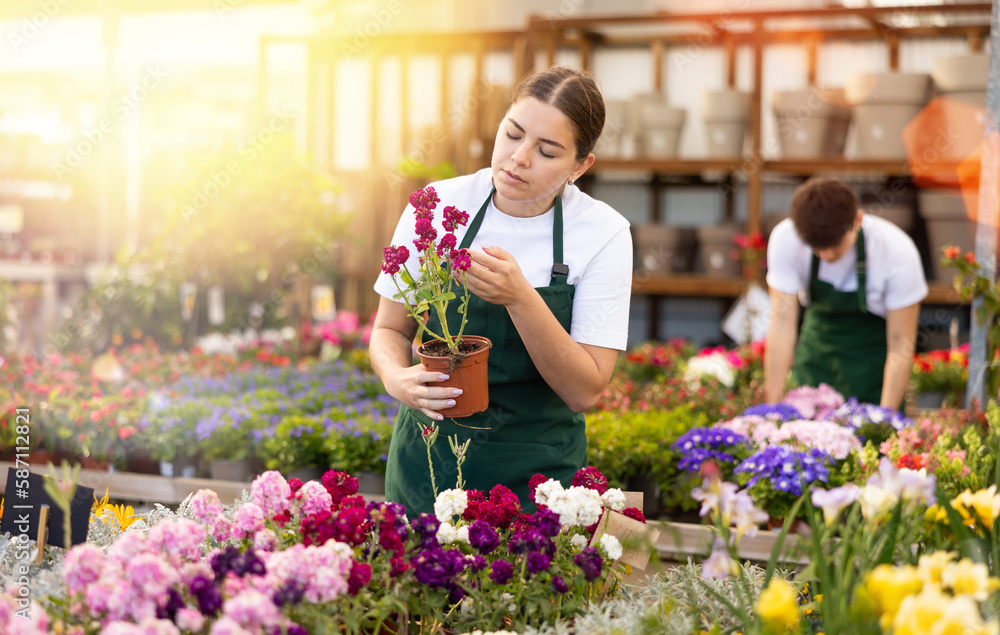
[551,193,568,285]
[459,185,569,286]
[855,227,868,314]
[458,188,493,251]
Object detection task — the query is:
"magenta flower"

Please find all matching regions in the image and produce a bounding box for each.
[450,249,472,272]
[190,489,223,524]
[251,471,292,519]
[381,245,410,276]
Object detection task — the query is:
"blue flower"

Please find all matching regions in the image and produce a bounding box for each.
[740,402,803,422]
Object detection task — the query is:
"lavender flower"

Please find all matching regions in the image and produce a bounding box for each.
[827,398,913,440]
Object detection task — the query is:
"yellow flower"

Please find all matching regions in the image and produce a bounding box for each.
[865,564,923,628]
[967,486,1000,530]
[755,578,800,633]
[917,551,956,588]
[942,558,1000,602]
[891,588,979,635]
[92,489,140,531]
[925,504,949,526]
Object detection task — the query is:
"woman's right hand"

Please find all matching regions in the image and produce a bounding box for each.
[385,364,464,421]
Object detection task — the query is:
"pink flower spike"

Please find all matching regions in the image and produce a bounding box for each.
[450,249,472,272]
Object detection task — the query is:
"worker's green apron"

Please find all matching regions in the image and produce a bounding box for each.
[384,188,586,516]
[790,228,886,404]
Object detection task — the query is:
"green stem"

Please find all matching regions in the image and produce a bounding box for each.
[426,441,438,500]
[391,267,446,345]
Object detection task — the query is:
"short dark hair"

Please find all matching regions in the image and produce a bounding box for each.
[509,66,605,163]
[790,178,859,249]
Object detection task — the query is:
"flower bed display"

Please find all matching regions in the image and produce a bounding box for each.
[0,466,652,634]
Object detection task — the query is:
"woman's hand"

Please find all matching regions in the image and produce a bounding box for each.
[369,296,464,421]
[383,364,465,422]
[464,245,532,307]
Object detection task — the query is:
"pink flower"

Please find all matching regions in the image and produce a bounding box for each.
[409,185,439,210]
[175,608,205,632]
[450,248,472,272]
[299,480,334,516]
[251,470,292,518]
[254,528,279,552]
[233,503,266,540]
[210,515,234,543]
[436,232,457,256]
[222,590,282,632]
[380,245,410,275]
[106,532,153,567]
[147,519,205,566]
[267,543,352,604]
[63,544,105,595]
[190,489,223,524]
[208,616,252,635]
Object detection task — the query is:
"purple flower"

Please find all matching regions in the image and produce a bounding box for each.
[413,548,466,588]
[272,580,305,607]
[552,576,569,594]
[190,576,223,616]
[527,551,551,575]
[672,427,752,473]
[530,509,561,538]
[735,446,832,497]
[467,555,487,572]
[490,560,514,585]
[740,403,803,422]
[468,520,500,555]
[574,547,604,582]
[411,514,441,548]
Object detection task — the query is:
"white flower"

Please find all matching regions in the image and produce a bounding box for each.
[599,534,623,561]
[684,353,735,388]
[570,534,589,551]
[501,592,516,614]
[731,490,768,539]
[702,537,736,579]
[812,484,861,526]
[326,540,355,561]
[436,522,470,545]
[859,483,896,522]
[434,489,468,522]
[601,488,626,511]
[534,479,563,507]
[545,486,603,528]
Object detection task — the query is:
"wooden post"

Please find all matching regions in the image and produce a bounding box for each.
[888,32,900,71]
[806,37,818,87]
[35,505,49,563]
[652,39,664,93]
[746,20,764,235]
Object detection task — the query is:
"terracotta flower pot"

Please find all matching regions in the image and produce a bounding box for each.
[416,335,492,418]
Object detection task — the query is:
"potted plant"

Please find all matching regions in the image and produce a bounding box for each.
[197,402,264,482]
[911,345,968,408]
[381,185,491,416]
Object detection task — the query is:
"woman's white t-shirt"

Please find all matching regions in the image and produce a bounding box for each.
[765,214,928,317]
[374,168,633,350]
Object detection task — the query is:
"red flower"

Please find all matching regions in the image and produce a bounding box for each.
[943,245,961,259]
[964,251,977,264]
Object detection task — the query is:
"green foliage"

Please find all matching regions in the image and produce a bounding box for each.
[258,414,331,471]
[325,412,394,476]
[586,405,709,509]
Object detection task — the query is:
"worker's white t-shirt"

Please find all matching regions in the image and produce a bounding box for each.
[766,214,928,316]
[374,168,633,350]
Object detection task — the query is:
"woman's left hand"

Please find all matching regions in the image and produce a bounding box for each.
[463,245,532,307]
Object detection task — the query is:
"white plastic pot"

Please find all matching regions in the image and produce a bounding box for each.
[845,73,930,106]
[931,54,989,93]
[700,90,750,123]
[852,103,921,160]
[773,88,852,158]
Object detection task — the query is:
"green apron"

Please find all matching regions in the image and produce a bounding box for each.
[790,228,887,404]
[384,188,586,516]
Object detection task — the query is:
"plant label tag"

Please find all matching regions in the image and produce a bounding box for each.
[588,509,661,571]
[622,490,644,512]
[0,467,94,547]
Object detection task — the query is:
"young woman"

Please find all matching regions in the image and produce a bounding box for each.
[370,66,633,514]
